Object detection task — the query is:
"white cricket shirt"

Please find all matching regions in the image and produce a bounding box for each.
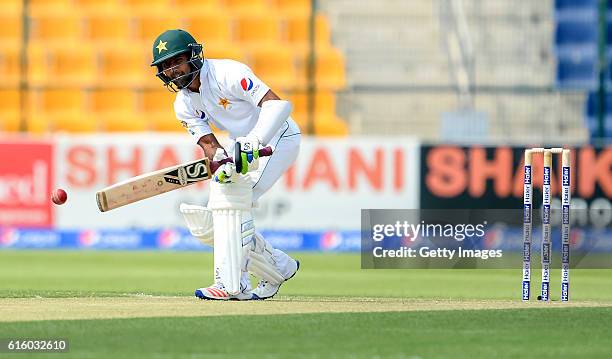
[174,59,299,142]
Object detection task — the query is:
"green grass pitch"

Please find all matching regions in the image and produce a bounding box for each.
[0,250,611,358]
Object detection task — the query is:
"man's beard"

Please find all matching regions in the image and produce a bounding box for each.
[172,72,194,89]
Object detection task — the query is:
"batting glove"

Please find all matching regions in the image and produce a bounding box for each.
[235,134,260,174]
[212,148,235,184]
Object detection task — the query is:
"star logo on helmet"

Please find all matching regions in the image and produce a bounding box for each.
[156,40,168,54]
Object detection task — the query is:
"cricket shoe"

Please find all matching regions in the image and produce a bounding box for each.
[194,283,254,301]
[252,260,300,300]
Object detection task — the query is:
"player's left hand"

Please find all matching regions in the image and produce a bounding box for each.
[235,134,260,174]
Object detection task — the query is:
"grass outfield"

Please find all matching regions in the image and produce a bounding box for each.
[1,251,611,358]
[2,309,612,359]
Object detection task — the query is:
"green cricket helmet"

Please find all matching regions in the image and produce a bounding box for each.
[151,29,204,92]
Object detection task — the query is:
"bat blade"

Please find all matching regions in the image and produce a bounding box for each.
[96,157,212,212]
[95,146,273,212]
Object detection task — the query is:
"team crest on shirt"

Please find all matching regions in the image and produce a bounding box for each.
[218,97,231,110]
[180,121,188,129]
[240,78,253,91]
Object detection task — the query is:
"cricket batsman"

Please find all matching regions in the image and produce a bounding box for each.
[150,29,300,300]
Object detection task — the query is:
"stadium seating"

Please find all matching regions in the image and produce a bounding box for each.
[23,116,46,133]
[30,89,106,133]
[555,20,598,45]
[234,13,282,47]
[175,0,221,11]
[291,113,348,136]
[140,90,182,132]
[224,0,268,14]
[605,22,612,55]
[36,89,86,114]
[288,91,348,136]
[286,14,332,55]
[74,0,121,14]
[272,0,311,16]
[203,44,246,62]
[0,48,20,87]
[552,1,612,140]
[48,113,99,133]
[585,91,612,117]
[149,115,184,132]
[312,116,349,136]
[141,90,174,114]
[26,88,96,132]
[0,90,21,113]
[29,14,81,44]
[29,0,72,16]
[0,16,22,47]
[133,14,182,42]
[557,57,598,89]
[183,13,232,44]
[555,0,597,9]
[250,46,297,90]
[98,113,148,132]
[0,0,347,135]
[0,90,21,132]
[98,46,148,87]
[555,0,597,21]
[587,117,612,136]
[0,113,20,132]
[4,0,22,15]
[26,44,48,87]
[298,48,347,90]
[48,44,97,87]
[91,89,137,114]
[553,9,600,89]
[83,14,131,46]
[555,19,599,63]
[290,91,337,120]
[124,0,172,14]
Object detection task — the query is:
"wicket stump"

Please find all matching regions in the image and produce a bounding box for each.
[522,148,571,302]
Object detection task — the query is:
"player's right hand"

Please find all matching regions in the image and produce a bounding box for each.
[235,135,260,174]
[212,148,235,184]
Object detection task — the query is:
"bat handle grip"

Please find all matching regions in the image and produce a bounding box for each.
[209,146,273,174]
[258,146,273,157]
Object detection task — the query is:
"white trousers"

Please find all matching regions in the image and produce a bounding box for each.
[229,120,301,283]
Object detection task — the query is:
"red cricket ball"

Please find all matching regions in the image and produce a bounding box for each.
[51,188,68,205]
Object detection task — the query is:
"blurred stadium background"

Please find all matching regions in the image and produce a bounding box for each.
[0,0,610,140]
[0,0,610,251]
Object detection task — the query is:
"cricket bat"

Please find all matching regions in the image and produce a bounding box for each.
[96,145,272,212]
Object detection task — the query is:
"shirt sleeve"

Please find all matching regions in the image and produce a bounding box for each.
[222,60,271,107]
[174,92,212,143]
